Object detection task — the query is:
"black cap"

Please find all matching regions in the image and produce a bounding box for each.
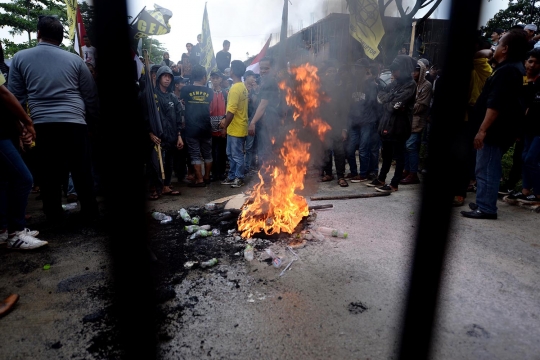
[354,58,371,67]
[151,64,161,73]
[210,70,223,77]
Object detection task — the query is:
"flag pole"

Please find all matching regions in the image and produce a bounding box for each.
[130,6,146,26]
[75,13,83,59]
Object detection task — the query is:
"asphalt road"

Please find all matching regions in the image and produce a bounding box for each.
[0,170,538,360]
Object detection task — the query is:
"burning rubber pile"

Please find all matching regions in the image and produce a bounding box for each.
[237,63,331,239]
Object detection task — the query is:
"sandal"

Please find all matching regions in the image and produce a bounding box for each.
[188,182,206,188]
[319,174,334,182]
[148,192,160,200]
[163,190,181,196]
[338,178,349,187]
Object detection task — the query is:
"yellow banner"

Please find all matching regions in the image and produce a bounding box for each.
[64,0,77,40]
[347,0,385,60]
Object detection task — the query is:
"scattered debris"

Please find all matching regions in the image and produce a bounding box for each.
[244,245,254,261]
[348,302,368,314]
[310,192,390,201]
[317,226,348,238]
[279,259,296,277]
[43,264,51,270]
[200,258,218,269]
[184,261,197,270]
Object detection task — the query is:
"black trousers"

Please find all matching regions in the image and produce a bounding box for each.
[379,139,406,188]
[323,134,346,179]
[34,123,98,221]
[211,136,227,179]
[506,139,524,190]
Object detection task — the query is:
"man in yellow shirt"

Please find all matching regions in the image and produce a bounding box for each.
[220,60,248,188]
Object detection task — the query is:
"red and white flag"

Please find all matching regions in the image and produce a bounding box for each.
[74,6,87,56]
[246,35,272,74]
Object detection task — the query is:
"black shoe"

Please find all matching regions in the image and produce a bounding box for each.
[505,190,522,201]
[366,179,385,187]
[221,177,235,185]
[375,184,397,193]
[468,202,478,210]
[460,209,497,219]
[517,194,540,205]
[230,178,245,188]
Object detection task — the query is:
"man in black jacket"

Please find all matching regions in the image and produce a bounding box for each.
[148,66,184,199]
[461,29,529,219]
[367,55,416,192]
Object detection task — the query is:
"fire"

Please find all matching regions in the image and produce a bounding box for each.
[237,63,331,238]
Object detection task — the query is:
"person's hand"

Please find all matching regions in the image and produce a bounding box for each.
[150,132,161,145]
[341,130,347,142]
[474,130,486,150]
[177,136,184,149]
[248,122,256,136]
[219,119,226,129]
[22,123,36,142]
[221,128,226,138]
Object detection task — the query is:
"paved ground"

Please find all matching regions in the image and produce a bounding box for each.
[0,168,539,360]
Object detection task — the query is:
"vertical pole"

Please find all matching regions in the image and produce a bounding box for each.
[397,0,483,358]
[409,21,417,56]
[93,0,156,358]
[278,0,289,70]
[75,18,83,59]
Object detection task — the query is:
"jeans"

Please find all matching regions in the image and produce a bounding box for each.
[475,144,503,214]
[348,123,380,177]
[378,139,406,188]
[244,129,257,172]
[226,135,246,180]
[67,173,77,196]
[0,139,33,233]
[404,132,422,173]
[521,135,540,192]
[34,123,98,222]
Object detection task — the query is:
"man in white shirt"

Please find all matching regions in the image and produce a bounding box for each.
[81,35,97,67]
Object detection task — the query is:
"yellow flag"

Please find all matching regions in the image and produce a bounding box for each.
[347,0,385,60]
[64,0,78,40]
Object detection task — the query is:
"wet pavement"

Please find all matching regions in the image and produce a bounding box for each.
[0,168,539,359]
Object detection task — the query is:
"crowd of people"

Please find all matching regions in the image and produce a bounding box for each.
[1,15,540,258]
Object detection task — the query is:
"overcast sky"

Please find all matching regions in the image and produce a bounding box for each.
[0,0,511,60]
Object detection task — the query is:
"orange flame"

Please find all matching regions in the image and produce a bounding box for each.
[237,63,331,238]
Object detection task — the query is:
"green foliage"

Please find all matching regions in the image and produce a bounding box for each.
[78,1,95,43]
[483,0,540,34]
[0,0,67,39]
[141,37,168,64]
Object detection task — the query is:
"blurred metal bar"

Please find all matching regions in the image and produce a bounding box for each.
[397,0,483,359]
[93,0,157,358]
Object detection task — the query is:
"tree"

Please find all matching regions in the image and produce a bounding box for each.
[0,0,67,57]
[141,37,168,64]
[379,0,444,25]
[483,0,540,34]
[78,1,96,43]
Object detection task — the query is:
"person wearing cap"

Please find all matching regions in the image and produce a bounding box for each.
[460,29,528,219]
[150,64,161,88]
[524,24,540,50]
[366,55,417,193]
[400,60,432,185]
[160,51,174,69]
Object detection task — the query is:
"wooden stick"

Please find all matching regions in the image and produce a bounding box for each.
[157,144,165,180]
[308,204,333,210]
[310,192,391,201]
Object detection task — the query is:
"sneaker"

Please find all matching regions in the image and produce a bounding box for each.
[517,194,540,205]
[344,173,354,179]
[0,229,7,244]
[350,175,368,183]
[375,184,397,193]
[505,190,522,201]
[230,178,244,188]
[498,187,512,196]
[1,228,38,245]
[7,231,48,250]
[366,179,385,187]
[221,177,235,185]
